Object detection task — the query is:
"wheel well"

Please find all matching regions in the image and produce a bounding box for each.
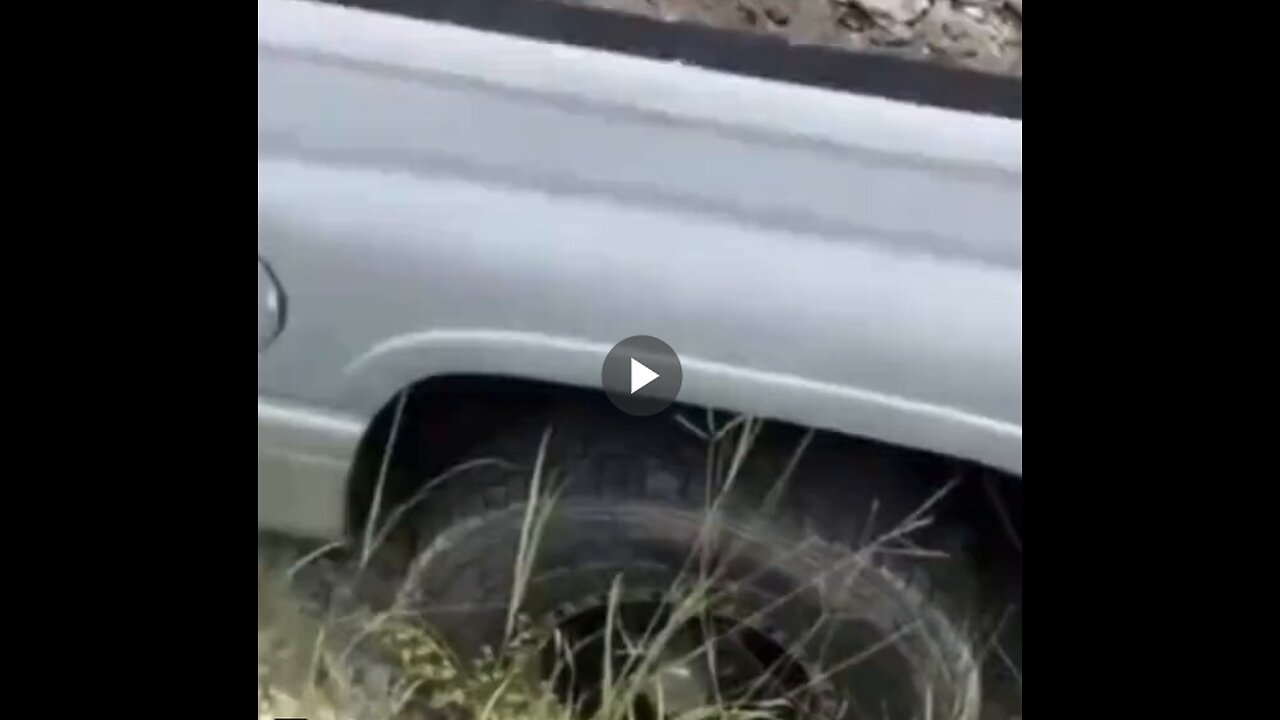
[346,375,1021,550]
[345,375,576,538]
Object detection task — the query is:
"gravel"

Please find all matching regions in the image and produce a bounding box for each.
[558,0,1023,76]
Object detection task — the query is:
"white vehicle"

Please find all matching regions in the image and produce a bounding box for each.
[258,0,1022,717]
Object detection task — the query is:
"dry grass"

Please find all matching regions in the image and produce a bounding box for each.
[258,413,990,720]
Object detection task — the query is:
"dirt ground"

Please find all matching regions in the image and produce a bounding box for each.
[558,0,1022,76]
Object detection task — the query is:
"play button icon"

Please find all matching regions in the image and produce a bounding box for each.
[603,336,684,417]
[631,359,660,394]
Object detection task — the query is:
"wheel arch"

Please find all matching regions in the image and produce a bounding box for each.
[339,329,1021,495]
[342,361,1022,539]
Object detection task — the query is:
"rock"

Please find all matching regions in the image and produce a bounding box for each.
[789,0,867,46]
[851,0,932,24]
[921,0,1020,73]
[548,0,1021,78]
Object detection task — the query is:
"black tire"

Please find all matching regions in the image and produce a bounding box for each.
[397,407,981,720]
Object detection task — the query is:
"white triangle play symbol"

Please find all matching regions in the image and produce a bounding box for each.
[631,358,660,394]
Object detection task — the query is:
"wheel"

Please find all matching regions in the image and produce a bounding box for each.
[397,406,981,720]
